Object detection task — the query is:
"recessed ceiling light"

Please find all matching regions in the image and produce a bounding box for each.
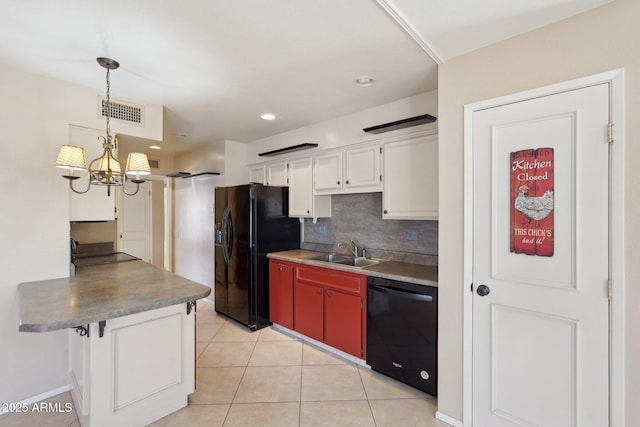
[261,113,276,121]
[354,76,375,88]
[149,145,161,150]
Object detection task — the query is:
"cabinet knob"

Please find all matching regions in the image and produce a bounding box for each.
[317,289,322,295]
[383,210,388,214]
[307,210,310,214]
[326,291,332,297]
[278,267,283,272]
[337,181,340,185]
[346,180,350,184]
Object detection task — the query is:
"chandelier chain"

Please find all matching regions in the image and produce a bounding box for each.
[105,67,111,142]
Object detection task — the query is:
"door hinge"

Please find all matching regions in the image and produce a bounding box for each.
[379,146,382,154]
[607,279,613,300]
[608,123,614,143]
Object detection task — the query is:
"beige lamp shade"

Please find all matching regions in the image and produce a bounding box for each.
[55,145,87,171]
[125,152,151,176]
[88,151,123,186]
[92,154,122,174]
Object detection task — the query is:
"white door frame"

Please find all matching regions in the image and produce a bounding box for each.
[462,69,624,427]
[147,174,173,271]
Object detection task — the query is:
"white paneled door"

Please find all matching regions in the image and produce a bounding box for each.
[118,180,151,262]
[471,83,609,426]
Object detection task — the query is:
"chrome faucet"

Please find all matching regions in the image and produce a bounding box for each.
[335,240,361,257]
[351,240,359,257]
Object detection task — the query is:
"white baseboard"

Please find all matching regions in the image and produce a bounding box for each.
[271,324,369,367]
[0,385,71,416]
[436,411,463,427]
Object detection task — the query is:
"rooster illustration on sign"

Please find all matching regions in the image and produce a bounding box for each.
[514,185,554,224]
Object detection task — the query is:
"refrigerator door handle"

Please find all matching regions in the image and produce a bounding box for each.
[222,206,233,263]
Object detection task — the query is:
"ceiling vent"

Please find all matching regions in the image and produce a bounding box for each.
[148,159,159,169]
[98,96,145,127]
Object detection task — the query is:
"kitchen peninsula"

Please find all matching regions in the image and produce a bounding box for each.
[18,261,211,427]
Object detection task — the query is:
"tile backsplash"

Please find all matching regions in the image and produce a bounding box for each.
[302,193,438,265]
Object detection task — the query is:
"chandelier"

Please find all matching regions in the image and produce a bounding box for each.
[55,57,151,196]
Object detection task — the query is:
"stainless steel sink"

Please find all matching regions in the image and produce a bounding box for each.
[306,253,386,268]
[306,253,350,263]
[334,257,384,268]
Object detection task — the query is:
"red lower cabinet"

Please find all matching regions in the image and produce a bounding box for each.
[293,264,366,359]
[324,289,362,358]
[293,281,324,342]
[269,259,367,359]
[269,261,294,329]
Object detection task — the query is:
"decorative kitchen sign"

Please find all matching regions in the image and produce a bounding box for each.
[510,147,554,257]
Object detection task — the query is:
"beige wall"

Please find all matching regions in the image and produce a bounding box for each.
[437,0,639,423]
[0,63,118,403]
[172,143,226,288]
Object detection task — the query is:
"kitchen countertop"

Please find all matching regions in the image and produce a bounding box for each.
[18,261,211,332]
[267,249,438,287]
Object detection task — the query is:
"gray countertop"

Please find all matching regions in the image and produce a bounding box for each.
[267,250,438,287]
[18,261,211,333]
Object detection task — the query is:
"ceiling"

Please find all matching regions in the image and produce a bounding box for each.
[0,0,611,155]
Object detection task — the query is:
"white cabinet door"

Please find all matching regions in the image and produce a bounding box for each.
[383,135,438,220]
[344,144,381,192]
[314,151,343,193]
[249,165,265,184]
[69,303,195,427]
[266,161,288,186]
[69,125,116,221]
[288,157,313,217]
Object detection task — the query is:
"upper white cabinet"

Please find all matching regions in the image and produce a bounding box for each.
[266,161,288,186]
[313,151,343,192]
[289,157,330,218]
[248,165,265,184]
[69,125,116,222]
[344,144,381,192]
[382,135,438,220]
[314,143,381,195]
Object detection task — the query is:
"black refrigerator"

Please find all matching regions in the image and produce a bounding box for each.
[214,184,300,330]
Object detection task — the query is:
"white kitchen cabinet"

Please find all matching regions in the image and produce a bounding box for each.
[266,161,288,186]
[344,144,381,192]
[313,151,343,192]
[289,157,330,218]
[314,143,381,195]
[249,165,265,184]
[68,125,116,221]
[382,135,438,220]
[69,303,195,427]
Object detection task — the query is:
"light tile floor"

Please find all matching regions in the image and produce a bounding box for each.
[0,299,447,427]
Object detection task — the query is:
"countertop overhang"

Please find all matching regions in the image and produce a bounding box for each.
[267,250,438,287]
[18,261,211,332]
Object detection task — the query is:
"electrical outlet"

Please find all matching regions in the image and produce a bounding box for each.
[407,228,419,241]
[318,224,327,235]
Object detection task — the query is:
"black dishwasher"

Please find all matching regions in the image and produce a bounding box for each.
[366,276,437,396]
